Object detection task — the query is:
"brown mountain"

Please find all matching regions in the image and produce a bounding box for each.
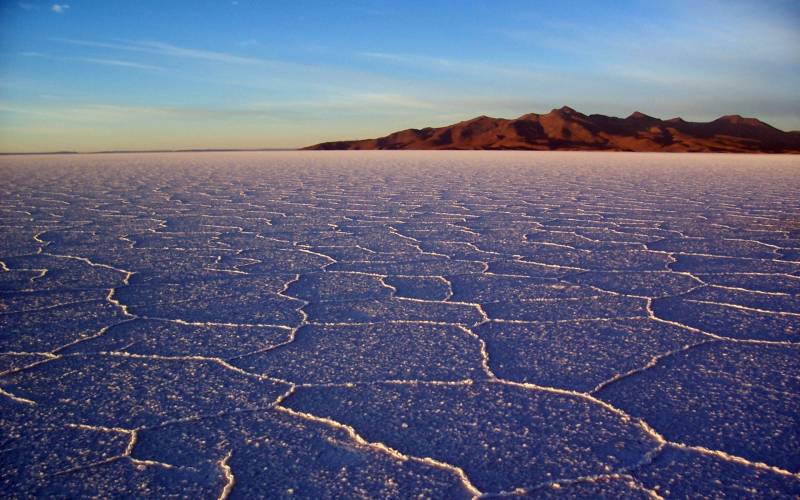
[304,106,800,153]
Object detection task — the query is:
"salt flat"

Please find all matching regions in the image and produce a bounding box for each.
[0,151,798,498]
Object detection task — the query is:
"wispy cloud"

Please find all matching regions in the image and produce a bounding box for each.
[360,52,454,69]
[78,57,163,71]
[246,91,439,115]
[51,3,69,14]
[493,6,800,71]
[19,51,163,71]
[601,64,731,91]
[0,102,280,121]
[51,38,405,92]
[351,93,435,110]
[58,38,266,65]
[18,2,38,10]
[136,41,264,64]
[77,103,277,119]
[251,91,542,118]
[358,51,553,82]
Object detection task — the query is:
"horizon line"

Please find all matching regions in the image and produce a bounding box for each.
[3,106,799,155]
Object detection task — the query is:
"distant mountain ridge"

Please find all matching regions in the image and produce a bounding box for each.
[305,106,800,153]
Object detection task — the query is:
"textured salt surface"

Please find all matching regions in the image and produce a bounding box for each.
[0,151,798,498]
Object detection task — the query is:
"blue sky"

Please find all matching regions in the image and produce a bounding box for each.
[0,0,798,151]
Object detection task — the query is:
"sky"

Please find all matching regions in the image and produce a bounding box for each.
[0,0,798,152]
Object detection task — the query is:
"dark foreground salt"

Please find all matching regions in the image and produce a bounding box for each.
[0,151,798,498]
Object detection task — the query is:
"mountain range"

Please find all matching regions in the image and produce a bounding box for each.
[304,107,800,153]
